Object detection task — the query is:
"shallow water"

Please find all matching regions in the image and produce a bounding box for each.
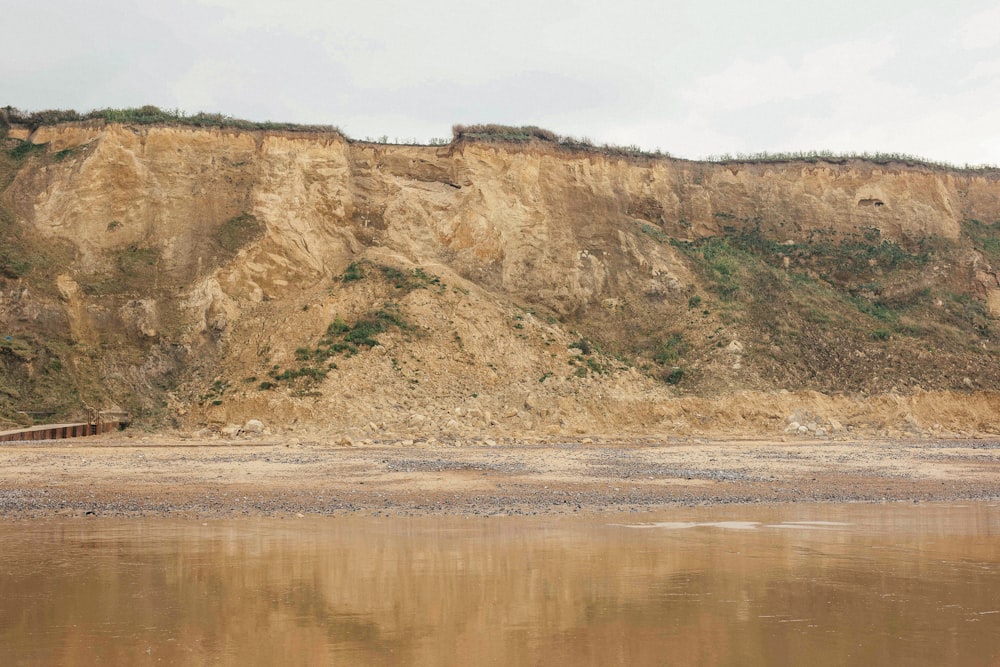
[1,503,999,666]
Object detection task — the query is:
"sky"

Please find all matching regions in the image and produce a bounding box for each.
[3,0,1000,165]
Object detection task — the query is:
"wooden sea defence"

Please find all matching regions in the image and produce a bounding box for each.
[0,411,128,443]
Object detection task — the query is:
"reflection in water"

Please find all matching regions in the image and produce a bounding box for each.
[1,504,999,666]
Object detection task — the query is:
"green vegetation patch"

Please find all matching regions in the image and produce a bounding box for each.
[569,338,595,355]
[0,202,75,288]
[339,260,444,293]
[6,140,47,161]
[341,261,367,283]
[115,245,160,276]
[671,236,751,301]
[260,360,331,391]
[634,220,668,243]
[661,367,684,385]
[343,305,409,347]
[0,336,36,362]
[260,303,409,392]
[652,333,687,366]
[941,292,991,339]
[451,124,670,158]
[452,124,560,143]
[963,218,1000,264]
[198,379,229,405]
[1,105,342,135]
[646,333,687,386]
[0,335,84,424]
[672,227,933,302]
[567,337,616,377]
[0,245,31,279]
[848,294,897,322]
[216,213,264,254]
[705,149,997,173]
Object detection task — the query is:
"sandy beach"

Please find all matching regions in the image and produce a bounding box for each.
[1,433,998,518]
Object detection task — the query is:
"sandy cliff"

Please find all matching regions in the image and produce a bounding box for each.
[2,121,999,437]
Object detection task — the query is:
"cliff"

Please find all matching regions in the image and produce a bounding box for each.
[2,119,1000,437]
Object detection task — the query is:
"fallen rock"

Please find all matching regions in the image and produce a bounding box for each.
[244,419,265,434]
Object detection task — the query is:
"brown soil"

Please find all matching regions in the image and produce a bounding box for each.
[2,433,997,518]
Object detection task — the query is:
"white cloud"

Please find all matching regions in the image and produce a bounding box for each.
[961,3,1000,49]
[739,61,1000,165]
[171,61,248,112]
[962,58,1000,83]
[679,38,897,112]
[601,115,739,160]
[188,0,587,88]
[5,0,1000,165]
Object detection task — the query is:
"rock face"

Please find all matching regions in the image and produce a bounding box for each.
[18,125,996,297]
[2,120,1000,435]
[988,289,1000,319]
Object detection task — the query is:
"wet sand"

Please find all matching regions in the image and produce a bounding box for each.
[1,434,998,517]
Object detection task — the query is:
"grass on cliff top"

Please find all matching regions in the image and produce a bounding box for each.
[451,123,998,171]
[5,105,996,171]
[704,150,998,172]
[1,105,342,135]
[451,123,670,158]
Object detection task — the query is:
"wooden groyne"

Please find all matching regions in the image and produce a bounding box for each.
[0,411,127,443]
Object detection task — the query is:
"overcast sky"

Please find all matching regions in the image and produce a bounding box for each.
[4,1,999,164]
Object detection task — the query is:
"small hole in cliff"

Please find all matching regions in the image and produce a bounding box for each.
[858,198,885,208]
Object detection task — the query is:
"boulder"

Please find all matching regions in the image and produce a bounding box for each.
[244,419,265,434]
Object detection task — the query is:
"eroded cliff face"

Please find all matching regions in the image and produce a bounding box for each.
[2,122,1000,437]
[21,124,996,298]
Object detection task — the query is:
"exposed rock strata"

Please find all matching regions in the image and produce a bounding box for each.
[2,122,999,436]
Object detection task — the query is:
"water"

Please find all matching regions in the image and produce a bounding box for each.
[1,503,999,666]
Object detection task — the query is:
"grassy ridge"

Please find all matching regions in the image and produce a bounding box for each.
[451,123,669,158]
[705,150,998,172]
[451,123,998,171]
[4,106,996,171]
[1,105,341,135]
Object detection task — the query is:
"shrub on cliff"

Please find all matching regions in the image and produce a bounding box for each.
[1,105,341,135]
[452,124,560,143]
